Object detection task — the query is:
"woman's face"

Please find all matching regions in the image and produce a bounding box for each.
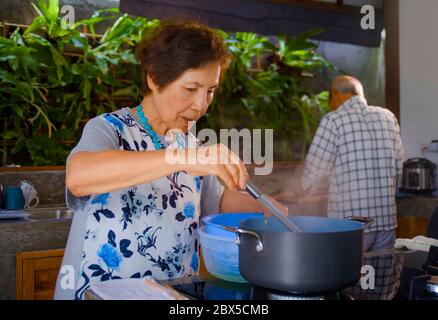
[148,61,221,133]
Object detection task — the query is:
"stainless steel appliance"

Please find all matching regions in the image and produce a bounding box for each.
[401,158,436,194]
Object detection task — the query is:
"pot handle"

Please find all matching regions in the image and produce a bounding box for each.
[345,216,375,229]
[221,225,264,252]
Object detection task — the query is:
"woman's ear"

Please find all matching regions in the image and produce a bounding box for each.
[146,74,159,92]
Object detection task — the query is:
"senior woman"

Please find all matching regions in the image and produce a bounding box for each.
[55,20,284,300]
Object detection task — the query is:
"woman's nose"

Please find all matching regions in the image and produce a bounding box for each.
[193,92,209,112]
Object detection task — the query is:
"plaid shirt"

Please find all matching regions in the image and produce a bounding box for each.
[302,96,404,232]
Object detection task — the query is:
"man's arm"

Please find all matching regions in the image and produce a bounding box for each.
[301,116,337,193]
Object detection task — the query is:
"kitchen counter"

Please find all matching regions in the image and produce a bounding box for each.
[0,209,72,300]
[396,193,438,219]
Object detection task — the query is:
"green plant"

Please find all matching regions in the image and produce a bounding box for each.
[0,0,331,166]
[0,0,154,165]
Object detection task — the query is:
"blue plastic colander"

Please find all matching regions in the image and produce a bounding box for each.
[199,227,247,283]
[202,212,263,238]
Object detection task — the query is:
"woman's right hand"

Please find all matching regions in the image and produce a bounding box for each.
[177,143,248,191]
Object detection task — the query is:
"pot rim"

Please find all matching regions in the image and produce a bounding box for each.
[202,212,263,226]
[239,216,366,235]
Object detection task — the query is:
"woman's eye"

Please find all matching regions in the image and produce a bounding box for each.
[186,87,197,92]
[207,90,215,95]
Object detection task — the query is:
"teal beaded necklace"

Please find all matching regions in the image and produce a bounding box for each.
[136,105,162,150]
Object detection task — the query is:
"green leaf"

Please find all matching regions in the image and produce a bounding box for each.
[24,33,52,46]
[2,131,18,140]
[11,136,27,154]
[101,15,132,43]
[73,16,106,29]
[71,64,81,75]
[31,2,44,18]
[0,36,14,47]
[70,34,87,49]
[12,104,25,118]
[25,16,45,34]
[94,55,109,74]
[11,28,24,46]
[47,0,60,23]
[50,46,68,80]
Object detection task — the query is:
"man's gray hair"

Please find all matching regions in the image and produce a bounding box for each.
[331,75,364,97]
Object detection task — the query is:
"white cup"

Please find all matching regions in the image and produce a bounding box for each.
[19,180,39,209]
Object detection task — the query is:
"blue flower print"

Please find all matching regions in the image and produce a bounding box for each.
[91,193,115,222]
[98,243,122,270]
[191,251,199,272]
[194,177,201,193]
[183,202,195,218]
[120,189,163,230]
[135,226,162,257]
[146,240,188,278]
[104,113,124,133]
[91,193,110,206]
[163,172,193,210]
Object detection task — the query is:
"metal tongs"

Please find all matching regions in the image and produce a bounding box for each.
[170,130,301,233]
[246,181,302,232]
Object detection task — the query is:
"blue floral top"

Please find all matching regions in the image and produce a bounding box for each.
[70,110,203,299]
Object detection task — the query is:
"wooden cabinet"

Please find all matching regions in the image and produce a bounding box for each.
[16,249,64,300]
[396,216,430,239]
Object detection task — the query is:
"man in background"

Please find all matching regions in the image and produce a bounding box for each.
[299,75,404,251]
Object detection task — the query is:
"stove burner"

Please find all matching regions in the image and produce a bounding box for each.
[267,291,325,301]
[250,287,354,300]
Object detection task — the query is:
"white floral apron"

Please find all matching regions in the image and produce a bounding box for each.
[74,111,202,300]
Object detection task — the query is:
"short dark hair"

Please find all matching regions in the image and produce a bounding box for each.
[135,20,230,96]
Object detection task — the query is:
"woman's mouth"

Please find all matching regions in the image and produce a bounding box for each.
[182,117,196,123]
[181,117,197,131]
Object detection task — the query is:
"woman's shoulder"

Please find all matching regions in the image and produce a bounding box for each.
[86,107,133,132]
[92,107,131,122]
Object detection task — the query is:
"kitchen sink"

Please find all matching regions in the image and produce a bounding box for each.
[26,207,74,221]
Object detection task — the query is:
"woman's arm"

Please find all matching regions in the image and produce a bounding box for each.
[67,144,248,197]
[66,150,180,197]
[219,189,289,216]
